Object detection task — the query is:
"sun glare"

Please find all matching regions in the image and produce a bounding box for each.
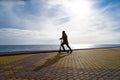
[63,0,92,18]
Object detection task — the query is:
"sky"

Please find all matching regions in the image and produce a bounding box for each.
[0,0,120,45]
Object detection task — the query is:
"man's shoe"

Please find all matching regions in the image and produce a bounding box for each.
[70,50,72,54]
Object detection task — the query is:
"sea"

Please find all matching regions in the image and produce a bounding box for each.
[0,44,120,54]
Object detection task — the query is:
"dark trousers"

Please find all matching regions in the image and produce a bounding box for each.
[61,43,72,51]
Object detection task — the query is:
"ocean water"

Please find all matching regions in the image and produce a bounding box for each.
[0,45,59,53]
[0,44,120,53]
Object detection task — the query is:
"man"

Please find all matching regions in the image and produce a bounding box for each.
[59,31,72,53]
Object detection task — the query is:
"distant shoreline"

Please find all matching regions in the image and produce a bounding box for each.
[0,44,120,54]
[0,47,120,56]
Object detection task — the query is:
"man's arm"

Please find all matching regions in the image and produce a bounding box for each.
[59,35,63,40]
[59,37,62,40]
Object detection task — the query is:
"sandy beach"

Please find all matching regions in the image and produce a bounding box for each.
[0,47,120,80]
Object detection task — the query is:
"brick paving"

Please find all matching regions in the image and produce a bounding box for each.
[0,48,120,80]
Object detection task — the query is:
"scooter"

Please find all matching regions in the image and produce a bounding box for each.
[58,40,69,54]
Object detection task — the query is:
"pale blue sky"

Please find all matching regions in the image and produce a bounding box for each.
[0,0,120,45]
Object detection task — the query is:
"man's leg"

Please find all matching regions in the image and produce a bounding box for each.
[61,43,66,51]
[66,44,72,53]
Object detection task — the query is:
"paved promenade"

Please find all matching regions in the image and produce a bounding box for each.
[0,48,120,80]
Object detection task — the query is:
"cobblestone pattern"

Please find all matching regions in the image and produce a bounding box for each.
[1,67,120,80]
[0,53,49,80]
[0,48,120,80]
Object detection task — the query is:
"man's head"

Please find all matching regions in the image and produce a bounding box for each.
[62,31,65,34]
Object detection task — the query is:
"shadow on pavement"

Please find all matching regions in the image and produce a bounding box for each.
[33,53,70,71]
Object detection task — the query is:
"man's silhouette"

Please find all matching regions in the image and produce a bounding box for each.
[59,31,72,53]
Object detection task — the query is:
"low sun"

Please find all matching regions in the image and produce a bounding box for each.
[63,0,92,18]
